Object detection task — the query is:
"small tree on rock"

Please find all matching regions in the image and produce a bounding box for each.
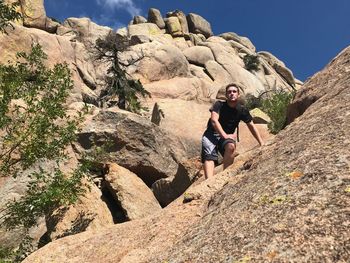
[95,32,150,113]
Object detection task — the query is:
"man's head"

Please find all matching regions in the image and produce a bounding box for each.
[225,83,240,103]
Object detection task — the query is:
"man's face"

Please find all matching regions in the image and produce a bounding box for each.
[226,86,239,102]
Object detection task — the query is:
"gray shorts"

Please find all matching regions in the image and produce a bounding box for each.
[201,130,236,163]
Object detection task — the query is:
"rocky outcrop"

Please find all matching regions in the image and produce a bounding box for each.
[152,160,200,207]
[165,16,183,37]
[4,0,59,32]
[186,13,213,38]
[59,17,112,47]
[128,23,162,39]
[250,108,271,124]
[133,15,147,24]
[286,45,350,124]
[183,46,214,66]
[150,47,350,263]
[258,51,296,87]
[148,8,165,29]
[167,10,189,35]
[24,39,350,263]
[220,32,256,52]
[105,163,161,220]
[1,4,302,258]
[74,108,190,186]
[124,42,190,83]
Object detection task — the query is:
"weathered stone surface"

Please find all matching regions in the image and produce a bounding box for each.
[183,46,214,66]
[215,62,266,97]
[258,51,295,87]
[128,23,162,38]
[220,32,256,52]
[133,15,147,24]
[258,51,286,67]
[62,17,112,47]
[152,161,199,207]
[44,17,60,33]
[167,10,189,35]
[105,163,161,220]
[145,99,210,147]
[132,44,190,82]
[188,33,205,45]
[200,41,243,68]
[0,172,47,251]
[249,108,271,124]
[206,36,227,43]
[186,13,213,38]
[228,40,254,55]
[148,8,165,29]
[143,77,210,101]
[74,108,190,186]
[165,16,183,37]
[205,60,232,85]
[189,64,213,82]
[0,147,80,250]
[287,45,350,124]
[74,42,97,91]
[46,180,114,241]
[149,47,350,263]
[273,63,295,87]
[172,37,190,51]
[21,0,46,29]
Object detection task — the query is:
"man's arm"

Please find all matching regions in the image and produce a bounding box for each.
[246,121,264,146]
[210,111,236,140]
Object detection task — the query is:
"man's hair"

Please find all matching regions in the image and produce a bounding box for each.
[225,83,243,94]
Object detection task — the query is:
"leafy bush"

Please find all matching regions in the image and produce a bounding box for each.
[0,44,87,261]
[0,44,82,175]
[243,54,260,72]
[0,1,22,33]
[260,89,294,134]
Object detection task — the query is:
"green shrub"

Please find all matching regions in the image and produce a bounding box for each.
[0,1,22,33]
[0,44,87,261]
[260,89,294,134]
[243,54,260,72]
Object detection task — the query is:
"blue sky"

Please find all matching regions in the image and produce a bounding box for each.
[45,0,350,81]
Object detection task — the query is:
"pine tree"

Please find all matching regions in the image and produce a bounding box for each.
[95,32,150,113]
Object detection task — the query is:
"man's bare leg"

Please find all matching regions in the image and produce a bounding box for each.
[203,160,215,179]
[223,143,236,170]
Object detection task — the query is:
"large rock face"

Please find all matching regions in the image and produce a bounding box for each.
[74,108,190,187]
[1,4,302,258]
[286,46,350,124]
[24,42,350,263]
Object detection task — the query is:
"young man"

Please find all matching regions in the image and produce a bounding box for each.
[201,83,264,179]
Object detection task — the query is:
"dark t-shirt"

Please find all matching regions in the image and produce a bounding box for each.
[206,101,253,134]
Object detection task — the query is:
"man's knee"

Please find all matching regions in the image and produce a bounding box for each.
[224,142,236,154]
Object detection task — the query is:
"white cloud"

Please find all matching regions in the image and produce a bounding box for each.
[96,0,141,17]
[92,14,126,30]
